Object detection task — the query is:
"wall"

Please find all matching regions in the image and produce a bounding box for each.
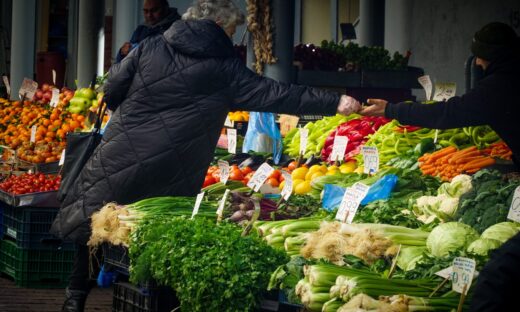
[406,0,520,96]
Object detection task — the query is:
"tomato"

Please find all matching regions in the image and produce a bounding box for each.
[203,175,216,188]
[268,169,281,180]
[229,170,244,181]
[267,178,279,187]
[241,166,253,175]
[287,161,298,171]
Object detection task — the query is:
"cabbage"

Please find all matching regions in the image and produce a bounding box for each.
[426,222,479,257]
[396,246,426,271]
[467,238,502,256]
[481,222,520,243]
[437,174,472,197]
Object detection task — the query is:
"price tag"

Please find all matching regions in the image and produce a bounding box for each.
[433,82,457,102]
[452,257,476,295]
[59,149,66,166]
[435,266,453,280]
[191,192,205,219]
[335,182,369,223]
[299,128,309,155]
[224,115,234,128]
[227,128,237,154]
[247,162,275,192]
[18,77,38,100]
[216,189,230,221]
[30,125,37,143]
[417,75,433,101]
[507,186,520,222]
[279,114,299,136]
[52,69,57,85]
[362,146,379,174]
[331,136,348,162]
[280,171,293,201]
[2,76,10,97]
[218,160,230,185]
[50,88,60,108]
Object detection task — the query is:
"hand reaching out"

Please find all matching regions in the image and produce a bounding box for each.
[120,42,132,57]
[337,95,361,116]
[359,99,388,117]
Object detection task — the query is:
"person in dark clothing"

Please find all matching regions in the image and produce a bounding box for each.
[116,0,181,63]
[52,1,361,311]
[360,22,520,165]
[360,22,520,311]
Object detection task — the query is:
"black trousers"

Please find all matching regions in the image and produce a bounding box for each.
[69,244,102,291]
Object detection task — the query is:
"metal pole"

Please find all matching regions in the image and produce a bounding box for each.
[263,0,295,83]
[112,0,139,62]
[10,0,36,100]
[358,0,385,47]
[77,0,104,88]
[330,0,339,43]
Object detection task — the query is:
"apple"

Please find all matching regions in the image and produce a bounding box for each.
[43,92,52,102]
[35,90,43,99]
[41,83,50,92]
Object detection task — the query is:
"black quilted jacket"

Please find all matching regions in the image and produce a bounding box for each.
[50,19,340,244]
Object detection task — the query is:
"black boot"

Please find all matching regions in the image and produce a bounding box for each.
[62,287,88,312]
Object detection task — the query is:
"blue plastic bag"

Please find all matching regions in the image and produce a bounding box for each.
[97,265,116,288]
[242,112,282,164]
[322,184,347,212]
[360,174,398,205]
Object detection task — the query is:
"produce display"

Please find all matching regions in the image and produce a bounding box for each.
[0,172,60,194]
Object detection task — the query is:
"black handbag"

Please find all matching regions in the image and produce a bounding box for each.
[57,102,106,202]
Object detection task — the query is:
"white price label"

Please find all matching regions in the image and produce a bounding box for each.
[507,186,520,222]
[18,77,38,100]
[279,114,299,136]
[362,146,379,174]
[433,82,457,102]
[52,69,57,85]
[452,257,476,295]
[2,76,10,97]
[435,266,453,280]
[224,115,234,128]
[331,136,348,162]
[417,75,433,101]
[336,189,360,223]
[351,182,370,199]
[299,128,309,155]
[227,128,237,154]
[59,149,66,166]
[216,189,230,220]
[434,129,439,144]
[30,125,37,143]
[247,162,275,192]
[191,192,205,219]
[50,88,60,108]
[280,171,293,201]
[218,160,230,185]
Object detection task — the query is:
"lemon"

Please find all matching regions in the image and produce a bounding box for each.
[354,166,364,174]
[339,163,356,174]
[327,165,338,172]
[310,171,324,181]
[279,180,285,191]
[326,170,339,176]
[291,167,309,180]
[294,180,311,194]
[319,165,328,173]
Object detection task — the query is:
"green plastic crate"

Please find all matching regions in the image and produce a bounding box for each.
[0,238,74,288]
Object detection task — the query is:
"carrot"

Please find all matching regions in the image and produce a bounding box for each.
[454,155,486,165]
[420,164,435,171]
[421,168,436,175]
[463,157,496,171]
[450,151,482,163]
[429,146,457,161]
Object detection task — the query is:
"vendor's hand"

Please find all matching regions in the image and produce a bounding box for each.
[337,95,361,116]
[360,99,388,117]
[120,42,132,57]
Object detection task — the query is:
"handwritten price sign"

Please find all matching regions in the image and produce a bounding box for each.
[362,146,379,174]
[433,82,457,102]
[507,186,520,222]
[452,257,476,295]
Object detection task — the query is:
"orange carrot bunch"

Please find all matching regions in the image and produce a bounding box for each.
[482,141,512,160]
[419,146,496,181]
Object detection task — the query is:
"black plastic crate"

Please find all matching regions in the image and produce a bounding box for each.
[103,243,130,275]
[1,203,74,250]
[112,282,179,312]
[0,238,74,288]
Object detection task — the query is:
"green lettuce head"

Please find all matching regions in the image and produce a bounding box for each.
[426,222,479,257]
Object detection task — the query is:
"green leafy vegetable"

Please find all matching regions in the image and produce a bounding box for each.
[426,222,479,258]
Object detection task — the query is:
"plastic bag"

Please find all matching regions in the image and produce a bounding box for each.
[97,265,116,288]
[321,174,399,211]
[360,174,398,205]
[242,112,282,164]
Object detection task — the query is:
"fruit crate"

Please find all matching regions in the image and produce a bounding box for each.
[0,238,74,288]
[112,282,180,312]
[1,203,74,250]
[103,243,130,275]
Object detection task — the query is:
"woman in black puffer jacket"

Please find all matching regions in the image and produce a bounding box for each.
[52,1,361,311]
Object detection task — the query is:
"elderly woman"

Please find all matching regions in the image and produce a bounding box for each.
[53,0,360,311]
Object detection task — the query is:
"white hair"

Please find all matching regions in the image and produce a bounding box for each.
[182,0,245,28]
